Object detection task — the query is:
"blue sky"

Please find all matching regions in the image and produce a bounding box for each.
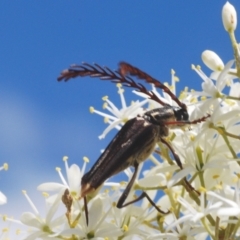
[0,0,239,223]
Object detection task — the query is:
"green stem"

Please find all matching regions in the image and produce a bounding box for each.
[229,217,240,239]
[229,31,240,77]
[200,216,215,239]
[134,184,166,191]
[225,95,240,101]
[214,217,220,240]
[209,124,238,159]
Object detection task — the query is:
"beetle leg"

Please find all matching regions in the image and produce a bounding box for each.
[83,196,89,226]
[160,138,200,195]
[160,138,183,169]
[117,163,169,214]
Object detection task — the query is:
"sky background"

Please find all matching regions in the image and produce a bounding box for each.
[0,0,239,233]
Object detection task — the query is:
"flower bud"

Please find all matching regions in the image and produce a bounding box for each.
[201,50,224,71]
[222,2,237,32]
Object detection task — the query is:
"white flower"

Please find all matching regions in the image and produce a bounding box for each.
[37,156,86,200]
[148,218,208,240]
[20,190,66,239]
[222,1,237,32]
[208,184,240,218]
[190,60,235,113]
[109,203,149,239]
[56,195,123,239]
[90,84,148,139]
[177,193,222,224]
[201,50,224,71]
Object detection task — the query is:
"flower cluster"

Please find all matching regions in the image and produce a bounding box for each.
[2,1,240,240]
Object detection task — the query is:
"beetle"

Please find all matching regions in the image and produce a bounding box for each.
[58,62,209,224]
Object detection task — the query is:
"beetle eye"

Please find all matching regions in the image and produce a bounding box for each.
[174,108,189,121]
[183,111,189,121]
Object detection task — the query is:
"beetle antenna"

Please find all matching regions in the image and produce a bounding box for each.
[58,63,168,106]
[119,62,187,110]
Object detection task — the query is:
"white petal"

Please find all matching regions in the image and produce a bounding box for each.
[191,213,205,222]
[168,167,192,188]
[20,212,42,228]
[216,59,234,91]
[88,197,103,230]
[37,182,66,191]
[207,191,239,208]
[166,214,192,232]
[23,231,46,240]
[46,191,62,224]
[217,207,240,216]
[95,223,122,237]
[137,174,166,188]
[67,164,81,191]
[0,191,7,204]
[229,82,240,97]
